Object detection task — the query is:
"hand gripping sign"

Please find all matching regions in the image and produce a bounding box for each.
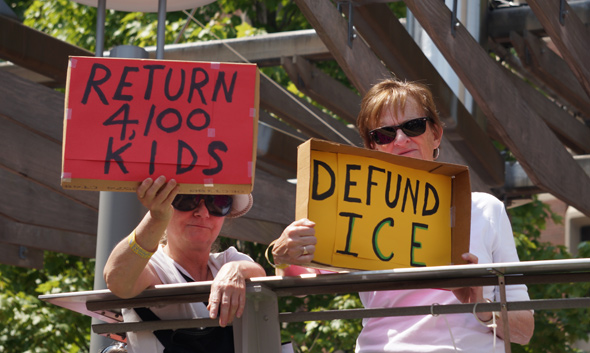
[61,56,259,194]
[296,139,471,272]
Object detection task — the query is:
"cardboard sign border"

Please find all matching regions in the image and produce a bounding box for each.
[296,138,471,272]
[61,56,260,195]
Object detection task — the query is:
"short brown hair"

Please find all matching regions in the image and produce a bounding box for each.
[356,79,443,148]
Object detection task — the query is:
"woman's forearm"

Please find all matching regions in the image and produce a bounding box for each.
[496,310,534,345]
[103,212,166,298]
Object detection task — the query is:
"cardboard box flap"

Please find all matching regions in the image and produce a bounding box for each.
[296,138,471,272]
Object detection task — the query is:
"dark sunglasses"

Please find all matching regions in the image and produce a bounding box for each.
[369,117,433,145]
[100,343,126,353]
[172,194,233,217]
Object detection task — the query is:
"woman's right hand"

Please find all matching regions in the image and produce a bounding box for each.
[272,218,317,266]
[104,175,177,299]
[136,176,179,222]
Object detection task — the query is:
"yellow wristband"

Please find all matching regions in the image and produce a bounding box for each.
[265,240,289,270]
[128,230,155,259]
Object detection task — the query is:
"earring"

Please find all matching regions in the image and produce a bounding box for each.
[433,147,440,160]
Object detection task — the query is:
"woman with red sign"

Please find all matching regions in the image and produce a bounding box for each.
[104,175,265,353]
[270,79,534,352]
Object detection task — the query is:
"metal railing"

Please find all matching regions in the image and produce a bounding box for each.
[40,258,590,353]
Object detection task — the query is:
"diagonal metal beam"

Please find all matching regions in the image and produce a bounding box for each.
[527,0,590,99]
[259,74,363,146]
[145,29,332,67]
[256,109,305,179]
[0,243,44,269]
[223,168,297,245]
[353,3,504,187]
[0,70,99,206]
[1,29,333,86]
[0,216,96,258]
[486,0,590,44]
[0,14,92,85]
[486,38,558,111]
[279,56,494,191]
[294,0,503,189]
[0,167,99,234]
[294,0,391,97]
[497,34,590,154]
[404,0,590,217]
[282,56,360,125]
[510,30,590,118]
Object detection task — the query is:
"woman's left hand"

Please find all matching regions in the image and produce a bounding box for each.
[453,254,534,343]
[451,253,494,329]
[451,253,486,304]
[207,262,247,327]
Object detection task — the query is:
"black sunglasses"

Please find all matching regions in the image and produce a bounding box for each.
[100,343,126,353]
[369,117,433,145]
[172,194,233,217]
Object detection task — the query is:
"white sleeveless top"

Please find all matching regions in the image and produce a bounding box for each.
[122,245,254,353]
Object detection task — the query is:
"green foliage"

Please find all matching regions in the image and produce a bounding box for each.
[10,1,590,352]
[283,294,362,352]
[387,2,407,19]
[17,0,306,54]
[22,0,98,51]
[0,252,95,353]
[216,0,309,33]
[509,197,590,353]
[218,237,271,274]
[5,0,34,19]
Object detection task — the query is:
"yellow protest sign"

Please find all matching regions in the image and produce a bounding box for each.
[296,139,471,271]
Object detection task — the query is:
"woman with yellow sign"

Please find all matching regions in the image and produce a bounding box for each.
[270,79,534,352]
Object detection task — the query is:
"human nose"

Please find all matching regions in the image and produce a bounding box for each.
[192,200,210,217]
[393,128,410,144]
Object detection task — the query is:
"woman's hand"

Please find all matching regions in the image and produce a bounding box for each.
[452,253,534,343]
[136,176,179,222]
[104,176,178,299]
[451,253,485,304]
[272,218,317,266]
[451,253,494,323]
[207,262,256,327]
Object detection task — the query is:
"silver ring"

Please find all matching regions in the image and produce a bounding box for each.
[302,246,309,255]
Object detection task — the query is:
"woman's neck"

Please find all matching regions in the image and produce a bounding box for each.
[163,245,212,281]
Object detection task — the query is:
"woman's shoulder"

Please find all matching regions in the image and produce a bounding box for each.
[471,192,507,217]
[471,192,504,207]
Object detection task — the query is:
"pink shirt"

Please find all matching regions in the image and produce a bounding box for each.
[355,193,531,352]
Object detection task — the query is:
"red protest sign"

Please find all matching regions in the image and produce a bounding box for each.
[61,56,259,194]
